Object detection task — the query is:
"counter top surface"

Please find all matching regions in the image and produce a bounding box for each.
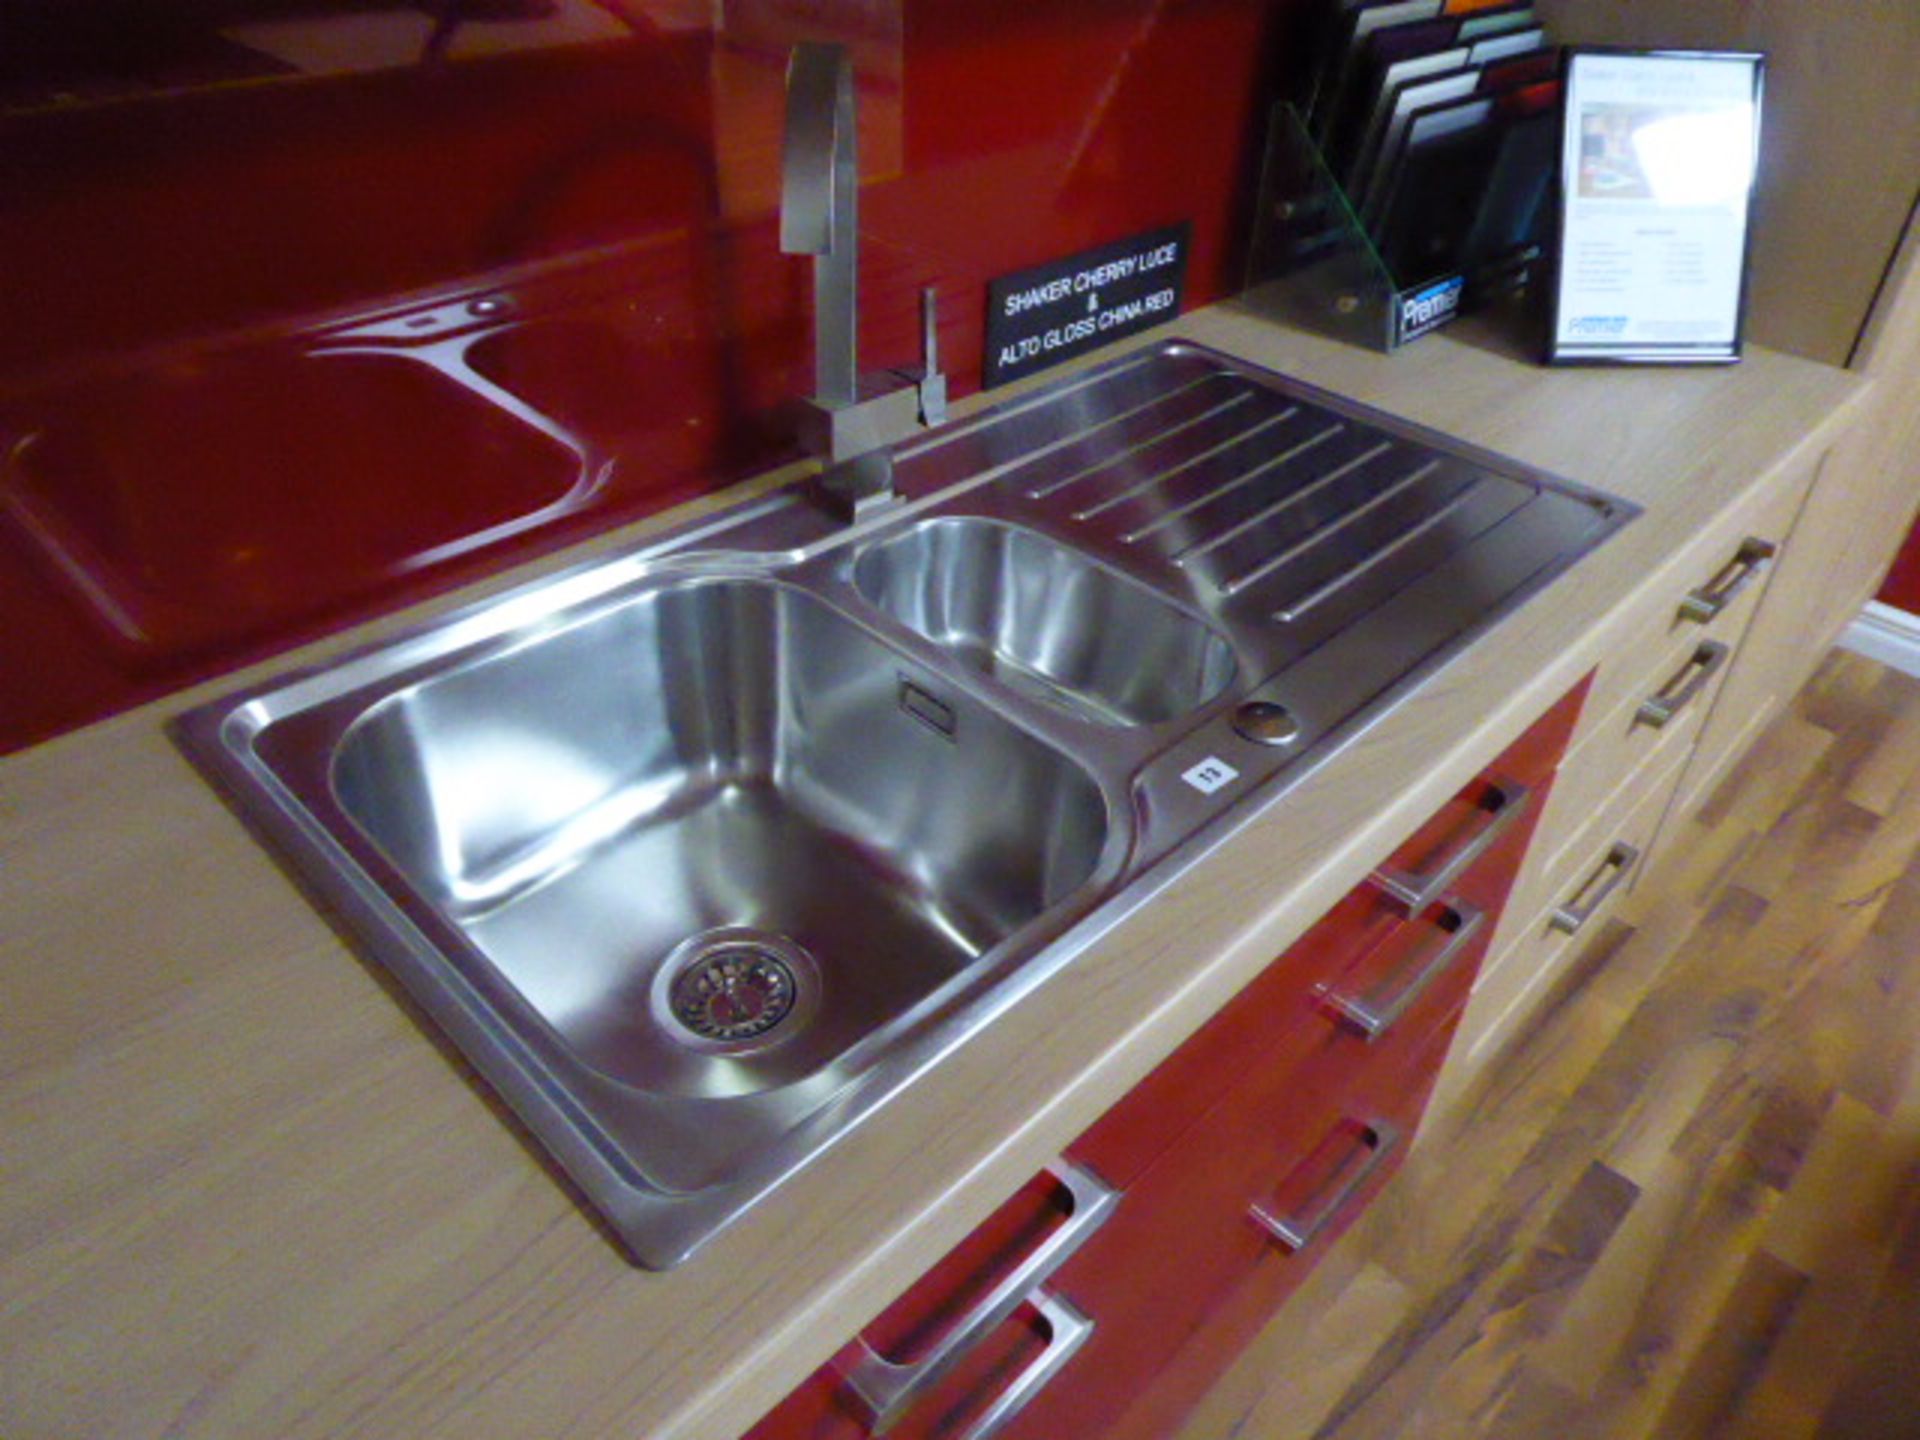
[0,300,1867,1440]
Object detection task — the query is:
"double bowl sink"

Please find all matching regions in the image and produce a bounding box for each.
[179,341,1634,1267]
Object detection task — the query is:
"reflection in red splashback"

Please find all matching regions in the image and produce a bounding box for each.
[0,34,725,383]
[0,0,1301,753]
[4,346,584,654]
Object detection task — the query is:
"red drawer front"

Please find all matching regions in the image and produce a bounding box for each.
[1036,890,1497,1440]
[742,1296,1086,1440]
[1066,852,1517,1194]
[1070,676,1588,1191]
[742,1167,1106,1440]
[1098,1015,1472,1440]
[859,1171,1077,1366]
[1065,878,1492,1191]
[1066,886,1371,1190]
[1003,915,1495,1440]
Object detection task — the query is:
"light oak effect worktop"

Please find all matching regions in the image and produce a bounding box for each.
[0,302,1869,1440]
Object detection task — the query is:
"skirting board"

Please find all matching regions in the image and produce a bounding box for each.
[1840,601,1920,678]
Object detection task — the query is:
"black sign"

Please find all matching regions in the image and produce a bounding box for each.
[982,223,1190,388]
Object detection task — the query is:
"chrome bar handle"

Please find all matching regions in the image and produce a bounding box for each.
[1322,903,1485,1042]
[1249,1120,1400,1253]
[1549,841,1640,935]
[839,1160,1118,1434]
[1372,778,1532,914]
[1636,641,1729,729]
[1679,537,1776,623]
[959,1291,1093,1440]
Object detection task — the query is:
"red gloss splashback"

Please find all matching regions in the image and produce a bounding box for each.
[1878,527,1920,614]
[0,0,1298,753]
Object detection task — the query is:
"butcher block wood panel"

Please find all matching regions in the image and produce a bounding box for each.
[1177,651,1920,1440]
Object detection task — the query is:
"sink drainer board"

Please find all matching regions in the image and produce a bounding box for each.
[892,343,1616,661]
[176,339,1636,1269]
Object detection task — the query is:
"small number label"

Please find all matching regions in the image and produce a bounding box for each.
[1181,756,1240,795]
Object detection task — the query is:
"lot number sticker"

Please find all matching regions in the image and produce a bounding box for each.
[1181,756,1240,796]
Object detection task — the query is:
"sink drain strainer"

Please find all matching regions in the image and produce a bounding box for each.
[657,929,818,1048]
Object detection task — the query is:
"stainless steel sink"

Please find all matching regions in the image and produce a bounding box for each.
[330,576,1108,1127]
[178,340,1636,1268]
[852,517,1236,726]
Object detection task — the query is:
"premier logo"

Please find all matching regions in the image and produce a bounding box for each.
[1400,277,1464,341]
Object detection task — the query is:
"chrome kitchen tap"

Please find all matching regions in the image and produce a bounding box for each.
[781,41,945,521]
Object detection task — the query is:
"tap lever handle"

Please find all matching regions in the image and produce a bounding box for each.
[921,286,941,373]
[917,285,949,427]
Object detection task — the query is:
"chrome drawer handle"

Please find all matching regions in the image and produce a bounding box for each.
[1250,1119,1400,1253]
[1373,779,1532,914]
[1636,641,1729,729]
[1679,537,1776,623]
[840,1160,1117,1433]
[958,1291,1093,1440]
[1549,841,1640,935]
[1323,902,1485,1041]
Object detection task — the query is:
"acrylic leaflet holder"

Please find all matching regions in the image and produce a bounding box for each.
[1244,102,1546,352]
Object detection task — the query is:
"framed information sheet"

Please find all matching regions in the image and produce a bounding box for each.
[1548,49,1764,364]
